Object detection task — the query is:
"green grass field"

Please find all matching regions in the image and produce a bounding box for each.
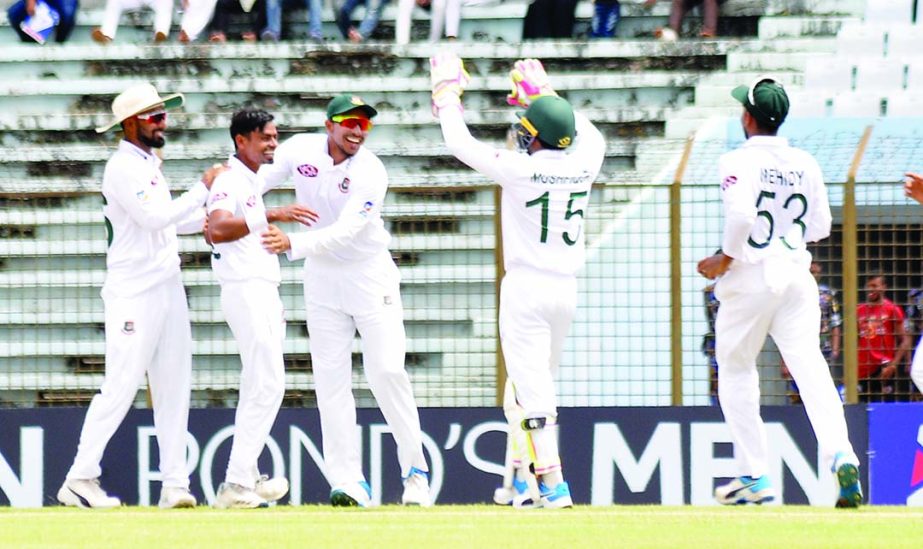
[2,506,923,549]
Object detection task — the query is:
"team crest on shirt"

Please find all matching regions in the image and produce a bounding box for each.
[339,177,350,193]
[209,192,227,204]
[721,175,738,191]
[135,190,148,202]
[384,295,393,305]
[122,321,135,335]
[246,195,256,207]
[358,201,374,217]
[297,163,319,177]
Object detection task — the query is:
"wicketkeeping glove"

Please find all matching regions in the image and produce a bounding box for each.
[506,58,557,108]
[430,52,470,116]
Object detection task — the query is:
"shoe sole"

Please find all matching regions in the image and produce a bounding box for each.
[835,464,862,508]
[159,499,196,509]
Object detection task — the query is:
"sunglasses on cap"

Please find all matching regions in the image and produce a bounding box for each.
[136,110,167,124]
[331,114,373,132]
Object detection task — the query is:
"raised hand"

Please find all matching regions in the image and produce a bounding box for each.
[904,172,923,205]
[429,51,470,116]
[507,58,556,108]
[201,163,228,190]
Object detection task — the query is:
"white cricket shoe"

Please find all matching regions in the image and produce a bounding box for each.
[158,487,196,509]
[254,475,289,503]
[214,482,269,509]
[57,479,121,509]
[401,467,432,507]
[329,481,372,508]
[494,476,541,508]
[714,475,775,505]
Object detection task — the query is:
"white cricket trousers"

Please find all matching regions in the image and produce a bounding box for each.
[395,0,463,44]
[303,252,427,488]
[220,279,286,489]
[715,261,859,477]
[911,338,923,395]
[180,0,219,40]
[67,273,191,488]
[100,0,174,39]
[499,267,576,475]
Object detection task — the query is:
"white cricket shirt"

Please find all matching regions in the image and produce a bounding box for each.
[207,155,281,285]
[719,135,831,266]
[259,133,391,262]
[438,108,605,276]
[101,140,208,298]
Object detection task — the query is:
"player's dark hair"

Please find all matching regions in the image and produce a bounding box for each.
[230,108,274,151]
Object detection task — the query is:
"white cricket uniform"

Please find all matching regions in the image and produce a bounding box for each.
[67,140,207,489]
[911,339,923,395]
[99,0,173,39]
[208,155,286,490]
[260,134,428,488]
[714,135,859,477]
[438,106,605,475]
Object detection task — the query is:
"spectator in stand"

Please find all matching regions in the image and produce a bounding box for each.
[209,0,266,42]
[396,0,462,44]
[7,0,79,43]
[644,0,722,41]
[590,0,620,38]
[337,0,388,43]
[89,0,174,43]
[782,261,843,404]
[179,0,219,42]
[857,272,910,402]
[522,0,578,39]
[263,0,323,42]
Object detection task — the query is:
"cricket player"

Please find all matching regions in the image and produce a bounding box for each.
[58,83,223,509]
[259,95,432,507]
[205,108,318,508]
[430,54,606,508]
[696,77,862,508]
[903,172,923,396]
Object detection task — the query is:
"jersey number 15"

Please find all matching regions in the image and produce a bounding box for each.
[525,190,588,246]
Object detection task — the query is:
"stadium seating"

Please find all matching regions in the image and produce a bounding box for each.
[0,0,874,407]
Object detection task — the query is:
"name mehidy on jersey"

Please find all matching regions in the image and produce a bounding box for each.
[760,167,805,187]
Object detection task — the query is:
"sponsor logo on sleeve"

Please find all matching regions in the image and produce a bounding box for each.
[297,164,319,177]
[246,195,256,208]
[135,190,148,202]
[339,177,350,193]
[358,201,374,217]
[209,192,228,204]
[721,175,738,191]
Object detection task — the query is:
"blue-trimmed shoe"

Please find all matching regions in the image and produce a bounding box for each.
[832,452,863,508]
[539,481,573,509]
[494,475,541,508]
[401,467,432,507]
[714,475,775,505]
[330,480,372,507]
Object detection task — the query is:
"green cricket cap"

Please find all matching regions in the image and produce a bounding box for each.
[521,96,576,150]
[731,77,789,128]
[326,94,378,120]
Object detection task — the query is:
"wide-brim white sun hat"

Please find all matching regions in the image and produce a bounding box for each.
[95,83,184,133]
